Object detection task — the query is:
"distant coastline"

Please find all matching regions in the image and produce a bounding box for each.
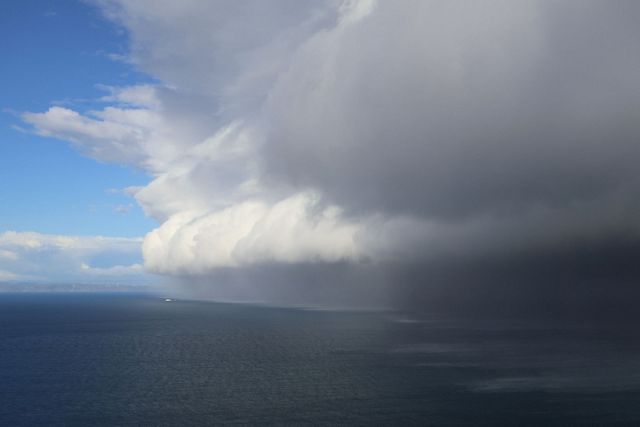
[0,282,155,293]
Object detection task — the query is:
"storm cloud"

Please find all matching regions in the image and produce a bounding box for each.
[23,0,640,315]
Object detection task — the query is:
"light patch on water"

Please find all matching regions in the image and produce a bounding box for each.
[392,343,472,354]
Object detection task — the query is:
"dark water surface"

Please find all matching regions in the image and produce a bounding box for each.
[1,293,639,425]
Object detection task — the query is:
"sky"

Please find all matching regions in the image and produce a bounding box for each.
[2,1,640,316]
[0,0,154,283]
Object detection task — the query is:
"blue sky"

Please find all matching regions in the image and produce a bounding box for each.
[0,1,156,284]
[1,0,154,238]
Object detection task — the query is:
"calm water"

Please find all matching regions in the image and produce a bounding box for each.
[1,293,639,426]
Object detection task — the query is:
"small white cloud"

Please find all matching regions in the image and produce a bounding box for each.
[0,269,22,282]
[0,231,148,284]
[0,250,19,261]
[80,262,144,276]
[97,84,161,108]
[21,106,148,167]
[114,203,134,214]
[123,186,144,196]
[0,231,141,252]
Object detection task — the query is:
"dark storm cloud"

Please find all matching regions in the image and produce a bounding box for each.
[257,0,640,315]
[29,1,640,316]
[266,0,640,219]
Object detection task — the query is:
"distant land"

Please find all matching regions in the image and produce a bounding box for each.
[0,282,154,293]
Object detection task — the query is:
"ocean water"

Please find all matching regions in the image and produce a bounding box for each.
[1,293,639,426]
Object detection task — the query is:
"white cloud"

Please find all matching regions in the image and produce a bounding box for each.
[0,231,141,251]
[22,105,151,167]
[97,84,160,108]
[143,191,361,274]
[21,85,209,173]
[114,203,134,214]
[0,269,22,282]
[0,249,19,261]
[0,231,149,284]
[80,262,144,276]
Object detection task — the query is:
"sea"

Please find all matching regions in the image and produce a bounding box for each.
[1,292,639,426]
